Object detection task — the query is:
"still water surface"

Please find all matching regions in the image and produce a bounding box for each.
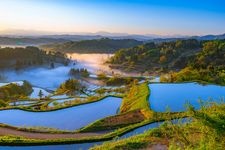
[149,83,225,112]
[0,97,121,130]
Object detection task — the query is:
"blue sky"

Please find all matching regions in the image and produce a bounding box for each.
[0,0,225,35]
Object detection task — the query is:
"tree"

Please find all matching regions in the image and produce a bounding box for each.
[97,72,108,80]
[96,88,105,96]
[57,79,85,95]
[38,90,44,99]
[69,68,90,78]
[0,99,7,107]
[159,55,167,63]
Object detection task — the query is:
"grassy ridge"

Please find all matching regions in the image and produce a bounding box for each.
[79,110,146,132]
[79,82,151,132]
[91,102,225,150]
[120,82,150,113]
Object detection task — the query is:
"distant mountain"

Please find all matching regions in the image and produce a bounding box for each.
[41,33,225,42]
[40,34,153,41]
[0,31,224,47]
[41,38,143,53]
[40,35,104,41]
[0,36,68,46]
[190,34,225,40]
[144,34,225,44]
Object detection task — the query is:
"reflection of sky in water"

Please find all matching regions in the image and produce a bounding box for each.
[0,97,121,130]
[120,118,190,139]
[48,98,78,107]
[149,83,225,112]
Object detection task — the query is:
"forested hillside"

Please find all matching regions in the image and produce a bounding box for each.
[0,46,69,70]
[161,40,225,85]
[108,39,201,73]
[41,38,143,53]
[109,39,225,85]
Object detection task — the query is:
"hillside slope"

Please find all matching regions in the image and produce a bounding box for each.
[161,40,225,85]
[108,39,201,73]
[0,46,68,70]
[41,38,143,53]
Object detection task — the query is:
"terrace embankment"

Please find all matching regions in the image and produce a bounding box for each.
[80,82,152,132]
[0,81,188,146]
[0,127,102,140]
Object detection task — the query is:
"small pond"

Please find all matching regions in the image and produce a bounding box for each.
[30,87,51,99]
[48,98,85,107]
[149,83,225,112]
[120,117,190,139]
[0,97,121,130]
[9,100,38,106]
[50,94,69,99]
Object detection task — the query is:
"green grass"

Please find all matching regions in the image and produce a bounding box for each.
[78,82,152,132]
[91,102,225,150]
[120,82,150,113]
[79,110,146,132]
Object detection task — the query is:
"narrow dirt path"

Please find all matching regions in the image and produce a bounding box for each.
[0,127,103,140]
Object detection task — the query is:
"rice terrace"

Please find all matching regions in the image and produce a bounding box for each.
[0,0,224,150]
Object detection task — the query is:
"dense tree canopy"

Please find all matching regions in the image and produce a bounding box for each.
[0,46,69,69]
[56,79,85,95]
[109,39,224,84]
[161,40,225,85]
[0,81,33,100]
[69,68,90,78]
[109,39,201,73]
[41,38,143,53]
